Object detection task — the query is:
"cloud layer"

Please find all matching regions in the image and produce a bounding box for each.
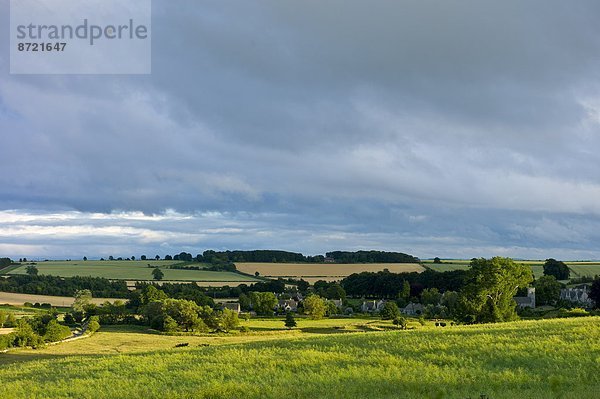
[2,0,600,259]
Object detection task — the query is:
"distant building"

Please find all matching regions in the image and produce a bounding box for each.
[402,302,424,316]
[514,287,536,309]
[328,299,343,309]
[324,257,335,263]
[560,285,594,307]
[361,300,385,313]
[277,299,298,312]
[222,302,241,314]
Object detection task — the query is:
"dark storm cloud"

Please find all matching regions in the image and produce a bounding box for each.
[2,0,600,258]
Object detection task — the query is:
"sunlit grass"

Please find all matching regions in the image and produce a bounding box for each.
[0,317,597,398]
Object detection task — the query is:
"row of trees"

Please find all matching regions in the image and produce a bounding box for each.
[0,312,72,350]
[0,274,130,298]
[341,269,468,299]
[325,251,419,263]
[89,249,420,264]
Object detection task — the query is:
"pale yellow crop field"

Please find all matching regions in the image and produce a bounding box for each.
[235,263,424,281]
[0,291,120,307]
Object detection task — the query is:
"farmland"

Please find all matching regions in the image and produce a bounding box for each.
[235,262,424,282]
[424,260,600,279]
[0,291,119,307]
[567,263,600,278]
[0,317,598,398]
[5,261,260,285]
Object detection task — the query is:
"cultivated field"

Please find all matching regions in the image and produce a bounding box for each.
[0,291,119,307]
[0,317,597,398]
[6,261,260,285]
[567,263,600,278]
[424,260,600,279]
[235,262,424,282]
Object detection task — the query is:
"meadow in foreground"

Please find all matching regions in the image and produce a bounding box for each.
[0,317,598,398]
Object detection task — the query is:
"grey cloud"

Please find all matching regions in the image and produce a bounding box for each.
[2,0,600,258]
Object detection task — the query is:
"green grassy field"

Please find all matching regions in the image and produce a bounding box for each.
[424,260,600,279]
[567,263,600,278]
[5,261,260,283]
[0,317,598,398]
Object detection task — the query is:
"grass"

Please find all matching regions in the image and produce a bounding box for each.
[6,260,260,284]
[0,317,598,398]
[567,263,600,278]
[424,260,600,279]
[235,262,424,281]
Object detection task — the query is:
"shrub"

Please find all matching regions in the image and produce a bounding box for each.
[43,320,72,342]
[87,316,100,333]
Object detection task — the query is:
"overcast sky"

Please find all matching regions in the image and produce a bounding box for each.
[2,0,600,260]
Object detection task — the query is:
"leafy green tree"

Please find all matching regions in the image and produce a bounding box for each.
[140,285,168,306]
[13,318,42,348]
[325,283,346,301]
[303,295,326,319]
[543,259,570,280]
[433,257,442,264]
[398,280,411,301]
[43,319,72,342]
[220,309,240,332]
[0,258,12,268]
[163,299,201,332]
[87,316,100,333]
[440,291,459,316]
[152,267,164,281]
[162,315,179,333]
[249,292,277,316]
[238,293,251,311]
[534,275,562,306]
[455,257,533,323]
[284,312,297,329]
[4,313,16,328]
[63,313,75,325]
[26,265,38,276]
[0,310,7,327]
[380,302,401,320]
[421,288,442,305]
[393,316,407,329]
[72,289,92,314]
[297,279,310,293]
[325,301,339,316]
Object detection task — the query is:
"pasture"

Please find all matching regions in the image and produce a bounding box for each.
[567,262,600,278]
[0,317,597,398]
[6,261,260,285]
[235,262,424,282]
[424,260,600,279]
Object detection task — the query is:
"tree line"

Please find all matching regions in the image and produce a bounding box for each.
[59,250,421,264]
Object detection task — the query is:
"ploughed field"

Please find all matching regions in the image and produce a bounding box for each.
[0,317,598,398]
[5,260,261,285]
[235,262,425,282]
